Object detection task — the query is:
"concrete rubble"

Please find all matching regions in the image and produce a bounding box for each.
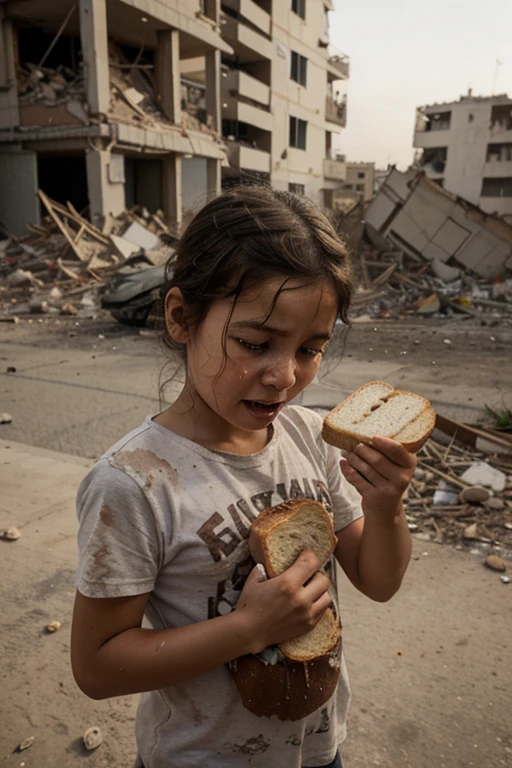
[16,40,220,139]
[332,203,512,328]
[0,190,176,322]
[404,414,512,555]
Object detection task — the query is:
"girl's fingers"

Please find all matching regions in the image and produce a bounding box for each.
[302,571,331,603]
[311,591,333,620]
[343,449,385,487]
[370,436,417,468]
[340,459,374,494]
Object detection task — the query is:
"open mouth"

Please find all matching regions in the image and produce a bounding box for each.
[242,400,285,421]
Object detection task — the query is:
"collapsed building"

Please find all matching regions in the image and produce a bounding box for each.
[0,0,230,235]
[365,168,512,279]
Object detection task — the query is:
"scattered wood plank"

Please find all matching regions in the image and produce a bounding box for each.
[360,255,371,290]
[371,262,397,289]
[56,257,83,281]
[435,414,512,455]
[38,191,87,262]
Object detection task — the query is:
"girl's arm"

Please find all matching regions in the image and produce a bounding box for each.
[71,550,331,700]
[334,436,415,602]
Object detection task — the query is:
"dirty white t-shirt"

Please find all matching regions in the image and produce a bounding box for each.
[76,405,363,768]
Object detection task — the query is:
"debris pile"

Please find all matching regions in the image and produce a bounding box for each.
[18,62,85,108]
[16,41,221,138]
[348,244,512,326]
[404,414,512,557]
[0,190,176,321]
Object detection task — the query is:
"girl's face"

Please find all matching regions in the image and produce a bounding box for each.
[181,276,338,438]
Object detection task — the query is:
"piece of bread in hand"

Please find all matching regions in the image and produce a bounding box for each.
[249,499,339,661]
[322,380,435,453]
[230,499,341,721]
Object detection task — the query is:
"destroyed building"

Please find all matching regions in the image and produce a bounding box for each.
[366,168,512,279]
[414,92,512,222]
[0,0,231,236]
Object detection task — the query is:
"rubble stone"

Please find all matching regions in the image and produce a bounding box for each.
[485,555,507,572]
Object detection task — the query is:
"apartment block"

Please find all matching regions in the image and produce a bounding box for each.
[413,92,512,222]
[0,0,230,235]
[215,0,350,205]
[333,161,375,209]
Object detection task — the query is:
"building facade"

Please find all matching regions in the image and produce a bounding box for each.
[332,160,375,209]
[0,0,350,236]
[0,0,229,235]
[192,0,350,206]
[413,92,512,222]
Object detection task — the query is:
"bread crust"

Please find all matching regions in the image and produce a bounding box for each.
[322,380,435,453]
[249,499,337,578]
[230,634,341,721]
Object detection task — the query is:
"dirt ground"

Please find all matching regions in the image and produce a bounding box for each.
[1,312,511,768]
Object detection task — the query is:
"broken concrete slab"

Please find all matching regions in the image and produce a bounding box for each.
[460,461,507,492]
[109,234,141,261]
[66,99,89,124]
[430,258,461,282]
[122,221,161,251]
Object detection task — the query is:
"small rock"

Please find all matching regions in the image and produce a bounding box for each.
[6,269,33,288]
[1,526,20,541]
[459,486,491,504]
[443,338,452,345]
[463,523,479,540]
[60,302,78,316]
[29,299,49,314]
[83,726,102,751]
[6,366,16,373]
[17,737,34,752]
[460,462,506,492]
[407,523,419,531]
[45,621,61,633]
[485,555,507,573]
[500,575,510,584]
[485,497,505,512]
[49,286,63,301]
[0,412,13,424]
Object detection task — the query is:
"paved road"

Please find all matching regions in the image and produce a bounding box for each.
[1,315,511,457]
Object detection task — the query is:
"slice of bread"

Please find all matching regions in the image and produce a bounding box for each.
[249,499,336,579]
[249,499,340,662]
[231,499,341,720]
[322,380,435,453]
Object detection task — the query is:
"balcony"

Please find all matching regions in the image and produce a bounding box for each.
[222,68,270,108]
[483,160,512,178]
[323,157,346,181]
[327,45,350,80]
[226,141,271,174]
[222,98,273,132]
[221,13,273,62]
[222,0,271,35]
[325,94,347,127]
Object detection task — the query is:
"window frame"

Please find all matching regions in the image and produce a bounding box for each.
[288,182,305,195]
[289,115,307,150]
[290,51,308,87]
[291,0,306,20]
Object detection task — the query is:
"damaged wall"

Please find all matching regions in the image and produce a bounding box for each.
[366,169,512,278]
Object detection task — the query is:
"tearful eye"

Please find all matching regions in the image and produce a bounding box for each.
[237,339,267,352]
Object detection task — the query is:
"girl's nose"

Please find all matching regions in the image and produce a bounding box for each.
[261,357,297,391]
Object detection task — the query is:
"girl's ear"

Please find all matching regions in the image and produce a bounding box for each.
[164,287,189,344]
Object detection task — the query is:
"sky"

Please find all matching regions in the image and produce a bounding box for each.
[329,0,512,169]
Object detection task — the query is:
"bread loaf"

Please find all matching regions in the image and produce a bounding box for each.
[230,499,341,720]
[322,380,435,453]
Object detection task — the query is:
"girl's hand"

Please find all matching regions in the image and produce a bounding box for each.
[236,550,332,654]
[340,436,416,521]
